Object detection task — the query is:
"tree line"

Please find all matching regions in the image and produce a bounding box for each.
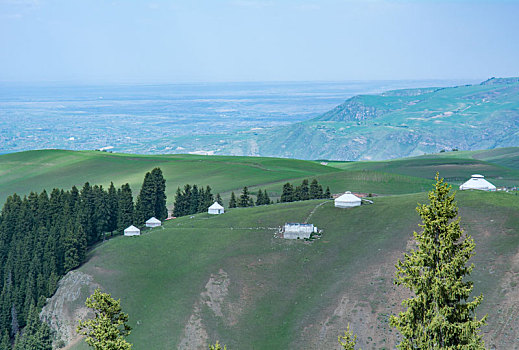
[228,187,271,208]
[0,168,167,349]
[172,185,223,217]
[280,179,331,203]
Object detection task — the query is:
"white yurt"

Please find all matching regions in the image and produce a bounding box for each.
[124,225,141,236]
[459,174,496,191]
[145,217,161,228]
[208,202,225,214]
[334,191,362,208]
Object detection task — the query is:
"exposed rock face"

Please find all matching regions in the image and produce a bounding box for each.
[178,269,240,350]
[40,271,101,348]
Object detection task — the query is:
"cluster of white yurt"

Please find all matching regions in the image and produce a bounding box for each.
[124,217,163,236]
[334,191,362,208]
[208,202,225,214]
[459,174,496,191]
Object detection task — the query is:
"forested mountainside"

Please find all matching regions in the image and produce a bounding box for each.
[167,77,519,160]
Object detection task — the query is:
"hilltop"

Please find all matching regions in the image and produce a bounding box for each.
[168,77,519,160]
[0,148,516,349]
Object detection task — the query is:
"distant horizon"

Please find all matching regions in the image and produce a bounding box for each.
[0,77,487,86]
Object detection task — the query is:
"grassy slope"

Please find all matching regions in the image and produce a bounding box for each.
[0,149,338,206]
[71,191,519,350]
[2,149,519,349]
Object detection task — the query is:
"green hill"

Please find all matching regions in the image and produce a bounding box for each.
[57,191,519,350]
[163,78,519,160]
[2,149,519,349]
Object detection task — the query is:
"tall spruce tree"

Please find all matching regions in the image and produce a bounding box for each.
[309,179,320,199]
[256,190,264,206]
[135,172,155,225]
[300,179,310,200]
[150,168,167,220]
[324,186,331,199]
[263,190,271,205]
[106,182,118,234]
[238,187,251,207]
[117,184,134,232]
[390,174,486,349]
[229,192,237,208]
[215,193,223,206]
[280,183,294,203]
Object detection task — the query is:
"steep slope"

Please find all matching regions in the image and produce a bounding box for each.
[165,78,519,160]
[47,191,519,350]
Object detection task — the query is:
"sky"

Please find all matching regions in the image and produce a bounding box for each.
[0,0,518,83]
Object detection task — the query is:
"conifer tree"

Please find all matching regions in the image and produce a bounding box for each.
[135,172,155,225]
[0,329,10,350]
[280,183,294,202]
[338,325,361,350]
[309,179,320,199]
[256,190,264,206]
[238,187,251,207]
[390,174,486,349]
[190,185,200,214]
[215,193,223,206]
[150,168,167,220]
[173,187,184,217]
[247,197,255,207]
[300,179,310,200]
[263,190,271,205]
[324,186,331,199]
[77,289,132,350]
[229,192,237,208]
[117,184,134,232]
[106,182,119,234]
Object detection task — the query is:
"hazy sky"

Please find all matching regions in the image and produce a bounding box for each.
[1,0,518,83]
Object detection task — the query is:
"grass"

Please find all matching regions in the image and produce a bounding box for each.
[2,148,518,348]
[70,190,519,349]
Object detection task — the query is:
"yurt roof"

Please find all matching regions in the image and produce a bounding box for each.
[124,225,140,231]
[335,191,361,202]
[460,175,496,190]
[208,202,224,210]
[146,217,161,224]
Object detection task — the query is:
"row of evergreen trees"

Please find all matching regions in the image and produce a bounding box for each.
[0,168,167,348]
[172,184,222,217]
[228,187,271,208]
[280,179,331,203]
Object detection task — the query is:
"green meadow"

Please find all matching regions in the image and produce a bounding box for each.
[1,148,518,349]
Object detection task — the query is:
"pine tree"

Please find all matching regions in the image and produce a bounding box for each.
[150,168,167,220]
[77,289,132,350]
[229,192,237,208]
[256,190,264,206]
[300,179,310,200]
[390,174,486,349]
[173,187,184,217]
[338,325,361,350]
[280,183,294,203]
[263,190,271,205]
[0,329,10,350]
[106,182,119,234]
[324,186,331,199]
[238,187,251,207]
[135,172,155,225]
[247,197,254,207]
[190,185,199,214]
[309,179,320,199]
[215,193,223,206]
[117,184,134,232]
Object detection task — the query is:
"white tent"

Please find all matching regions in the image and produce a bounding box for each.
[459,174,496,191]
[208,202,224,215]
[283,223,316,239]
[124,225,141,236]
[334,191,362,208]
[145,217,161,228]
